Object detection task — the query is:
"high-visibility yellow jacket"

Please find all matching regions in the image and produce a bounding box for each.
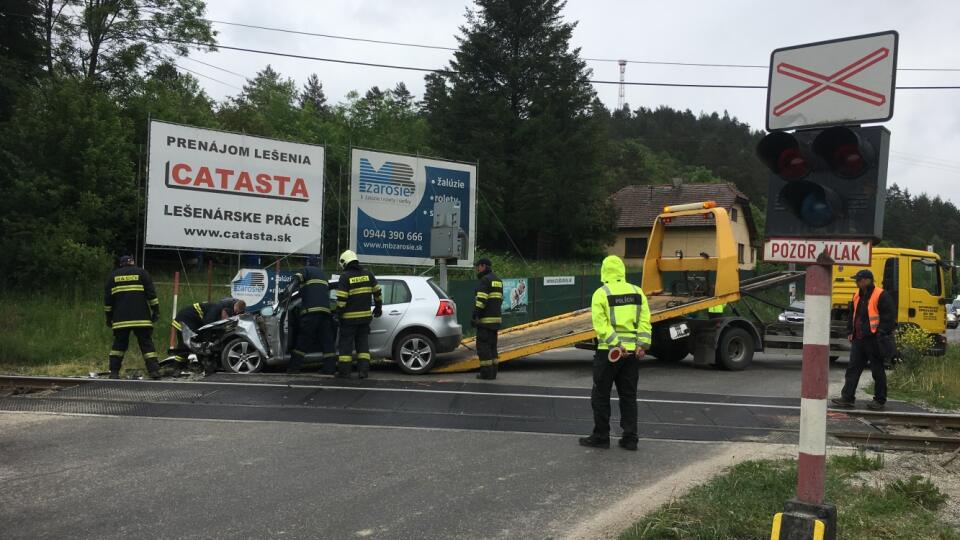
[592,255,652,351]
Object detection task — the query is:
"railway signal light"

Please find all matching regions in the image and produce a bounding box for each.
[757,125,890,241]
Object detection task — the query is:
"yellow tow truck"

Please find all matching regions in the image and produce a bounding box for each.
[833,247,948,354]
[435,201,802,373]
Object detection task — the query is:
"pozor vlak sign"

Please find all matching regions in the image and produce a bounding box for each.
[349,148,477,266]
[146,120,325,254]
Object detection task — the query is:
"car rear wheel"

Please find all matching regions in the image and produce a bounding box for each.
[393,333,437,375]
[221,338,264,374]
[716,327,755,371]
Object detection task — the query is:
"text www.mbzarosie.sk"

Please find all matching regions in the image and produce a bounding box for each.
[360,240,424,252]
[183,228,293,242]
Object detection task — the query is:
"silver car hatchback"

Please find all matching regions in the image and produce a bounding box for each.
[331,275,462,374]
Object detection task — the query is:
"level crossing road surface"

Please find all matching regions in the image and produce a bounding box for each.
[0,346,930,540]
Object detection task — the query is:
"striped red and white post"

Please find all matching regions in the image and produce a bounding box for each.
[168,271,181,350]
[797,263,831,503]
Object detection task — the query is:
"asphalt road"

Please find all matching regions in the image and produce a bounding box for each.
[5,332,949,539]
[366,347,859,400]
[0,412,720,540]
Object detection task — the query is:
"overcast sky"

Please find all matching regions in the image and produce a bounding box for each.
[183,0,960,204]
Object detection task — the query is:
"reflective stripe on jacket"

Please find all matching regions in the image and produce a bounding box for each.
[592,255,652,350]
[334,264,382,325]
[103,266,158,329]
[853,287,884,334]
[293,266,331,314]
[473,270,503,329]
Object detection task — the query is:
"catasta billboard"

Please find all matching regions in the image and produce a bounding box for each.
[146,120,324,254]
[349,148,477,266]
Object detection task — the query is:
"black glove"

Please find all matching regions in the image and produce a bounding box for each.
[105,317,112,329]
[151,309,159,323]
[373,305,383,318]
[470,317,477,329]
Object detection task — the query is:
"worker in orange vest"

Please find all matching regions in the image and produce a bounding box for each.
[831,269,896,411]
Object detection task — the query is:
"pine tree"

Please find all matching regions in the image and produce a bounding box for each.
[299,73,328,114]
[423,0,610,257]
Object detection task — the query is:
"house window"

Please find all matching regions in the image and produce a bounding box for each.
[625,237,648,259]
[750,248,755,263]
[738,243,745,264]
[730,208,738,222]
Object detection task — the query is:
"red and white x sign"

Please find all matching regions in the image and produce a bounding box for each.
[766,31,898,131]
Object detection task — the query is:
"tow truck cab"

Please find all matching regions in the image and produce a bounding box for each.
[832,248,948,355]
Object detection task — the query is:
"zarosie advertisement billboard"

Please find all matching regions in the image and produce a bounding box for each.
[146,120,324,254]
[349,148,477,266]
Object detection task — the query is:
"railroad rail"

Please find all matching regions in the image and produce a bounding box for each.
[831,431,960,452]
[838,409,960,430]
[0,375,91,392]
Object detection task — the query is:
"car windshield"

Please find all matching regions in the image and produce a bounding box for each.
[788,301,804,312]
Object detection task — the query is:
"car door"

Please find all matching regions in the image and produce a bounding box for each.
[368,279,411,354]
[906,256,944,333]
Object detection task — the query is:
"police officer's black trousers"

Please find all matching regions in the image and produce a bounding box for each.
[338,322,371,377]
[110,327,158,373]
[289,313,336,373]
[841,336,887,404]
[476,326,499,378]
[590,350,639,442]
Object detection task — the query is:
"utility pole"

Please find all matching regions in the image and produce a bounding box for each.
[617,60,627,111]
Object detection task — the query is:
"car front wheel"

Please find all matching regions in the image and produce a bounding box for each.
[393,333,437,375]
[221,338,264,374]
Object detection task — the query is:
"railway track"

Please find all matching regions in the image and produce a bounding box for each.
[0,375,91,393]
[830,409,960,452]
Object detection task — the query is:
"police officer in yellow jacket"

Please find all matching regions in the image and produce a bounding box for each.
[580,255,652,451]
[333,250,382,379]
[473,258,503,379]
[103,255,161,379]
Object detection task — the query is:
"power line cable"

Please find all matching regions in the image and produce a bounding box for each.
[181,56,248,79]
[203,17,960,73]
[173,62,243,90]
[151,37,960,90]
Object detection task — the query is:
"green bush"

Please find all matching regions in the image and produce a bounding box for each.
[896,324,934,363]
[889,475,949,511]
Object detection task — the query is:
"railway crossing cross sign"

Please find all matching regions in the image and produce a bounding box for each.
[766,31,898,131]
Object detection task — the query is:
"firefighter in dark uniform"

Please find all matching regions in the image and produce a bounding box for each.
[472,258,503,380]
[333,250,382,379]
[283,255,336,374]
[103,255,161,379]
[170,297,246,364]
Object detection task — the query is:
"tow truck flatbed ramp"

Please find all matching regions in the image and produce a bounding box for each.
[434,270,802,373]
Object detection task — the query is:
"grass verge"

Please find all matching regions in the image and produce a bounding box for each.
[621,452,958,540]
[0,274,234,377]
[886,348,960,409]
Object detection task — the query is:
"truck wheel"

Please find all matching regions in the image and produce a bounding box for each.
[716,327,754,371]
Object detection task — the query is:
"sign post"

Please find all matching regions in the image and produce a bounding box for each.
[765,31,898,540]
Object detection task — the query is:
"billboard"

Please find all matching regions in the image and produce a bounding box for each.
[146,120,325,254]
[349,148,476,266]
